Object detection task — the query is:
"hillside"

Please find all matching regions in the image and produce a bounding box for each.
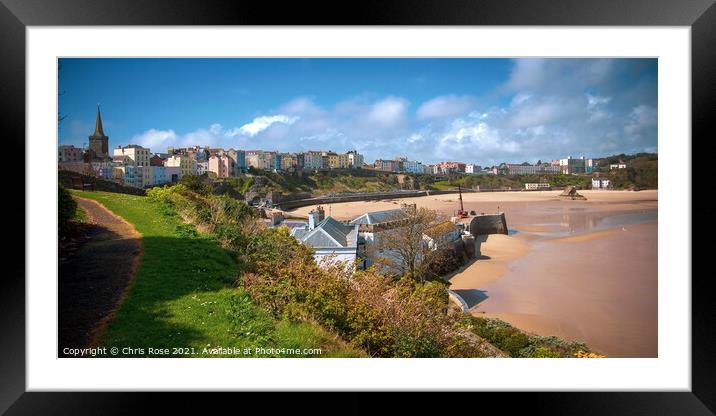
[595,153,658,189]
[245,168,399,195]
[68,184,604,358]
[69,190,364,357]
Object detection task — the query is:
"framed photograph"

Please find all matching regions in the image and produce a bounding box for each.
[2,0,711,412]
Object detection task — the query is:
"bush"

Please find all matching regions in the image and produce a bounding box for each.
[58,185,78,235]
[463,316,530,356]
[420,248,465,281]
[150,185,508,357]
[462,316,597,357]
[179,174,212,195]
[242,249,490,357]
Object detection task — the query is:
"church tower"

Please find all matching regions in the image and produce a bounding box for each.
[88,105,109,160]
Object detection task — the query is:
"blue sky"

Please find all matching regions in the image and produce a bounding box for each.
[58,58,657,166]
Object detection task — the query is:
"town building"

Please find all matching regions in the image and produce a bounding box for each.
[374,159,398,172]
[610,161,627,170]
[559,156,594,174]
[323,151,340,169]
[58,145,82,163]
[270,152,281,171]
[196,161,209,176]
[338,153,350,169]
[227,149,246,172]
[280,153,298,171]
[91,161,114,179]
[208,154,235,178]
[291,206,362,268]
[402,160,425,174]
[592,177,611,189]
[150,154,165,167]
[113,165,147,188]
[246,150,273,171]
[165,154,197,177]
[164,166,182,183]
[524,182,551,190]
[114,144,151,167]
[465,164,482,174]
[498,163,560,175]
[422,220,462,250]
[148,166,167,186]
[435,162,466,175]
[349,207,410,255]
[303,151,324,170]
[347,150,364,168]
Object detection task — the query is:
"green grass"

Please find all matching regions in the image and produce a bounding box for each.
[72,205,88,222]
[71,190,363,357]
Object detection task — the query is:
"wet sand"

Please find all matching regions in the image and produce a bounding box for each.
[290,190,658,357]
[291,190,658,221]
[472,222,657,358]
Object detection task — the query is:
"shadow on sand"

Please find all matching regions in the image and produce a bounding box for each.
[452,289,489,309]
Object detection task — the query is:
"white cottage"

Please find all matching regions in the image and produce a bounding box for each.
[292,207,361,269]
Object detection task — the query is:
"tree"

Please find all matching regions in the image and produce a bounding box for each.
[58,62,67,126]
[370,204,442,281]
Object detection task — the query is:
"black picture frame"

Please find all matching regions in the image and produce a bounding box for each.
[1,0,712,413]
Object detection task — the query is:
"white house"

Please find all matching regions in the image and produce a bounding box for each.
[592,177,611,189]
[524,182,551,190]
[422,220,462,250]
[465,164,482,174]
[292,207,361,269]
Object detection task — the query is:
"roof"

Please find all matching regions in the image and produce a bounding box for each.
[293,217,358,249]
[424,221,460,239]
[91,105,106,138]
[349,209,406,225]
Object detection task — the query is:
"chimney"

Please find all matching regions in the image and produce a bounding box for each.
[308,206,326,230]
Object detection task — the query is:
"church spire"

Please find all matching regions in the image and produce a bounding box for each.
[92,105,105,137]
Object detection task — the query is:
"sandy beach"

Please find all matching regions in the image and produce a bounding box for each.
[289,190,658,357]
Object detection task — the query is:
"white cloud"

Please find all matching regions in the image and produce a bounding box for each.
[417,95,475,119]
[366,97,408,128]
[131,128,178,150]
[226,114,299,137]
[586,94,611,109]
[509,99,563,128]
[624,104,657,136]
[586,94,612,122]
[209,123,223,135]
[119,60,656,166]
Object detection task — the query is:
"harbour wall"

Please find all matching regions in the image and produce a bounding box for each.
[466,213,508,236]
[276,190,471,211]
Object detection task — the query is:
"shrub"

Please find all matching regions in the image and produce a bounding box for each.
[463,316,530,356]
[462,316,598,358]
[179,174,212,195]
[152,185,507,357]
[58,185,78,235]
[242,250,491,357]
[419,248,465,281]
[530,346,562,358]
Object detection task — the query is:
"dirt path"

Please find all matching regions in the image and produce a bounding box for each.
[58,196,142,356]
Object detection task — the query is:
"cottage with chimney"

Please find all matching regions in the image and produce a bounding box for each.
[291,206,363,269]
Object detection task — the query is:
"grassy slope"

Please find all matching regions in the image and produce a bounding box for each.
[72,190,363,357]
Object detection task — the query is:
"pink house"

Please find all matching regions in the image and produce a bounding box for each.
[208,154,234,178]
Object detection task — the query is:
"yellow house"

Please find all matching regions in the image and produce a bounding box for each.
[165,155,197,177]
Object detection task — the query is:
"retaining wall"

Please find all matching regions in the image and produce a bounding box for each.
[467,213,508,236]
[277,189,469,210]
